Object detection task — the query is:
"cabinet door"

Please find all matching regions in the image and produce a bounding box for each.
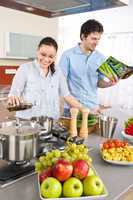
[0,66,18,85]
[4,32,43,59]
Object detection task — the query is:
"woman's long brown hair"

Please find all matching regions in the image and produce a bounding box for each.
[38,37,58,75]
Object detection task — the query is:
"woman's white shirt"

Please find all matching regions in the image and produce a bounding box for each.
[9,60,70,119]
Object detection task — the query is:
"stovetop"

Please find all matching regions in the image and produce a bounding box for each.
[0,126,84,188]
[38,125,84,154]
[0,160,35,188]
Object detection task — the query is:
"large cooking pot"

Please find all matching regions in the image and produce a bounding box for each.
[0,121,39,162]
[31,116,53,140]
[31,116,53,133]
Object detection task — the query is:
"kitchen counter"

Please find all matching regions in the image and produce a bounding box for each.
[0,108,133,200]
[0,85,10,96]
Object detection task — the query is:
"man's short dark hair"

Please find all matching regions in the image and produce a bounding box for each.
[80,19,104,39]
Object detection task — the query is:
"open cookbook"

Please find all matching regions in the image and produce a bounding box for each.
[98,56,133,80]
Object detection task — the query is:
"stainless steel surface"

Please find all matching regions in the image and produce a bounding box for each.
[0,133,133,199]
[0,108,132,200]
[98,115,118,138]
[0,120,39,162]
[0,171,36,188]
[31,116,53,135]
[0,159,35,188]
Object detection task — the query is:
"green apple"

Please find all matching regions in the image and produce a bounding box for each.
[40,177,62,198]
[87,167,95,176]
[83,175,104,196]
[63,177,83,197]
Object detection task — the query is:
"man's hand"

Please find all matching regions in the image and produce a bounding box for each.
[107,74,119,86]
[90,106,102,115]
[97,76,119,88]
[79,106,90,113]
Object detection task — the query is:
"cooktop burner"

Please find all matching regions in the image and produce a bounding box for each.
[0,160,35,188]
[39,128,84,155]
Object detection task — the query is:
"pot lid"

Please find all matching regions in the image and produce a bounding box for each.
[0,125,39,136]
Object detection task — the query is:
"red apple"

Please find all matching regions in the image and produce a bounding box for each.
[52,159,73,182]
[39,167,52,183]
[73,160,89,180]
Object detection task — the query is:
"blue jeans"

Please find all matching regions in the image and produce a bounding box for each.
[63,108,71,117]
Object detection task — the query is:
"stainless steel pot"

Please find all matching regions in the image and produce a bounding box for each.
[0,121,39,162]
[31,116,53,135]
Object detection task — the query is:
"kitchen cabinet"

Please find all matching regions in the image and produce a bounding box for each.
[0,66,18,85]
[0,32,42,59]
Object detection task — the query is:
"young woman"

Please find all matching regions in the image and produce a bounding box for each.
[8,37,86,119]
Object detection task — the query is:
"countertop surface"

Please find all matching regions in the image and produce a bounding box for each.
[0,85,10,95]
[0,108,133,200]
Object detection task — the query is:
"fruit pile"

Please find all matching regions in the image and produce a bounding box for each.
[35,143,105,198]
[101,139,133,162]
[102,139,128,149]
[124,118,133,136]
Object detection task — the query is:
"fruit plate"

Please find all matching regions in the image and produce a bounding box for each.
[38,166,108,200]
[100,144,133,166]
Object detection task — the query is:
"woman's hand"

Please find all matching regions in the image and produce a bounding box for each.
[8,95,23,106]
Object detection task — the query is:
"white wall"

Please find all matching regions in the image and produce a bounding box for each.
[58,4,133,61]
[0,6,58,37]
[0,6,59,65]
[85,5,133,33]
[58,3,133,46]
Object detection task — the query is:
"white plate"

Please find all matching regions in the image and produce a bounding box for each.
[121,130,133,143]
[101,158,133,166]
[38,166,108,200]
[100,144,133,166]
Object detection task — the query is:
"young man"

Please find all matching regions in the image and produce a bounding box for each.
[59,19,118,115]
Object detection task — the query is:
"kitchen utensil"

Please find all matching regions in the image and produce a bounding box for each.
[7,102,33,111]
[98,115,118,138]
[0,120,39,162]
[0,97,33,111]
[69,108,79,137]
[68,136,84,144]
[31,116,53,136]
[79,108,90,138]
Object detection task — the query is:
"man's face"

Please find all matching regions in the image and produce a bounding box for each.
[82,32,102,52]
[37,44,57,69]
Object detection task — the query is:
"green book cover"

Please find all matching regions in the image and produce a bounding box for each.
[98,56,133,80]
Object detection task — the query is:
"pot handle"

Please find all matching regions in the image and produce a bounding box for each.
[0,136,6,159]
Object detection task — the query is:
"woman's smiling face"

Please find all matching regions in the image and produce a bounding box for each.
[37,44,57,69]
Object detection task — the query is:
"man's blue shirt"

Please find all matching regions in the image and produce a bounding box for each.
[59,44,106,109]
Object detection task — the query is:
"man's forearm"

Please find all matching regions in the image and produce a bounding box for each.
[64,95,83,109]
[64,95,90,113]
